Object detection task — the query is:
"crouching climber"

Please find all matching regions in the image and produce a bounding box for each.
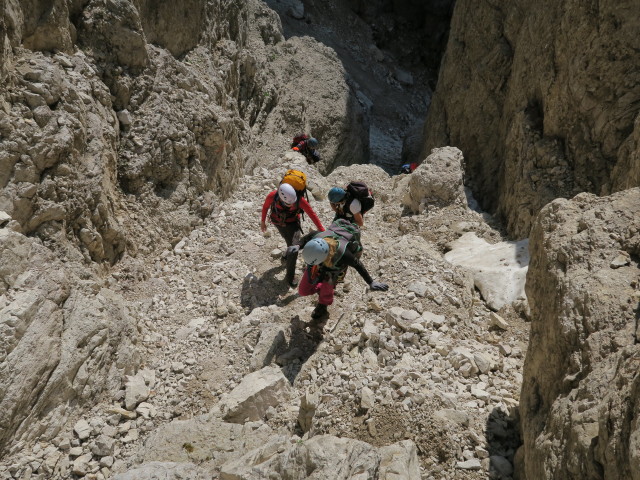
[286,219,388,329]
[328,183,375,228]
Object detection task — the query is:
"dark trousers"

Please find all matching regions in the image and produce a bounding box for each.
[276,223,302,283]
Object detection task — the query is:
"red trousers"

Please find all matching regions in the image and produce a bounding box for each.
[298,268,335,306]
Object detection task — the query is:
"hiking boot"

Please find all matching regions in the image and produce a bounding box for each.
[287,276,299,288]
[311,303,329,320]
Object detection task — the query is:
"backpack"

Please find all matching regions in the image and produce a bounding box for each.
[282,169,307,193]
[316,218,362,259]
[309,219,362,284]
[291,134,309,148]
[345,181,375,214]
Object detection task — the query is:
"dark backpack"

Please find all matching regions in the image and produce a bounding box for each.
[345,181,375,214]
[291,134,309,148]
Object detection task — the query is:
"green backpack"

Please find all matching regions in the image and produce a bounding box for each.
[315,218,362,263]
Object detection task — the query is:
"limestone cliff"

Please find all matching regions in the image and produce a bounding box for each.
[0,0,367,266]
[0,229,139,454]
[423,0,640,238]
[520,188,640,479]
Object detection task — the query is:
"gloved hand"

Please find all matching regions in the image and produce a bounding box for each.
[286,245,300,255]
[369,281,388,291]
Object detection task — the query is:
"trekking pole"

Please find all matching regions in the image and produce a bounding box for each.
[329,311,346,334]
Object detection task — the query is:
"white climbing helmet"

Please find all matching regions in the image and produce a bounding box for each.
[302,238,330,265]
[278,183,297,206]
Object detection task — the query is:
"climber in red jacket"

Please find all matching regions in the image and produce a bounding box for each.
[261,183,324,287]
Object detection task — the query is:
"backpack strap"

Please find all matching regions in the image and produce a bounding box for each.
[269,194,300,225]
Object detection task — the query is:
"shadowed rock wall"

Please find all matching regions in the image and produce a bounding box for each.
[423,0,640,238]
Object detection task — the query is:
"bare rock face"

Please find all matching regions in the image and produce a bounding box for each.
[520,188,640,479]
[1,0,365,265]
[76,0,149,70]
[242,32,369,175]
[135,0,207,57]
[0,229,139,452]
[1,51,127,264]
[18,0,75,53]
[423,0,640,237]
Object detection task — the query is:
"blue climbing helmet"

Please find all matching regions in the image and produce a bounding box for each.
[302,238,330,265]
[328,187,346,204]
[307,137,319,148]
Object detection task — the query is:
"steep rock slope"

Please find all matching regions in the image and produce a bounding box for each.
[422,0,640,237]
[0,229,139,454]
[0,152,529,479]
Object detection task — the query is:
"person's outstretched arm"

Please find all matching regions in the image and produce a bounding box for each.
[342,250,388,291]
[287,230,320,256]
[260,191,277,231]
[299,197,325,231]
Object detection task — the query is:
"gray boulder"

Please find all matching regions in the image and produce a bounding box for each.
[402,147,466,212]
[217,366,293,423]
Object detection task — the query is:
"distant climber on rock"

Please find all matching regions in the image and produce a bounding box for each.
[291,133,321,165]
[261,176,324,288]
[287,219,388,332]
[399,162,418,174]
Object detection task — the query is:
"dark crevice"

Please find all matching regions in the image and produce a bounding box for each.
[153,180,178,199]
[525,99,544,134]
[485,407,521,476]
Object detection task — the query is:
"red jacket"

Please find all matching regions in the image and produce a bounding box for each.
[261,190,325,231]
